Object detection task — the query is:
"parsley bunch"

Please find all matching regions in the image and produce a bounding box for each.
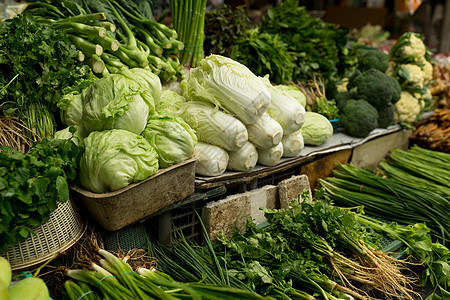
[0,138,80,252]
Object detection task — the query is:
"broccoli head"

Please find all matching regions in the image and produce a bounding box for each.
[377,104,394,128]
[347,68,394,109]
[340,99,378,138]
[388,76,401,104]
[334,91,354,112]
[358,49,389,73]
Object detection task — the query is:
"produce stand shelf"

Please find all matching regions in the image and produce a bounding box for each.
[195,125,405,190]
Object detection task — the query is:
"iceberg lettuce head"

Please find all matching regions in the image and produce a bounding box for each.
[82,69,161,134]
[142,114,197,168]
[79,129,159,193]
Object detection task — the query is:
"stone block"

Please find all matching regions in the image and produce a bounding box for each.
[278,174,312,209]
[202,185,277,242]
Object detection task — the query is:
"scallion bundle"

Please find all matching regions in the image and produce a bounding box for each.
[170,0,207,67]
[319,161,450,243]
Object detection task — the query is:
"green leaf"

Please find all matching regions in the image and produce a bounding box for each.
[56,176,69,202]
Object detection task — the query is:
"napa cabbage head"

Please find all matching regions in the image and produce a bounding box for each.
[246,113,283,149]
[82,69,161,135]
[181,54,271,124]
[282,130,304,157]
[273,84,307,107]
[141,114,197,168]
[79,129,159,193]
[257,142,283,167]
[194,142,229,177]
[178,101,248,151]
[227,142,258,171]
[261,76,306,135]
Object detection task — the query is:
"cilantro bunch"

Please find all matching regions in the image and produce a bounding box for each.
[0,14,90,116]
[0,138,80,252]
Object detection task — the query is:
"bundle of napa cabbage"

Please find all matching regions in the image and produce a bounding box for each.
[178,101,248,151]
[258,142,284,166]
[79,129,159,193]
[261,76,306,135]
[82,68,162,135]
[246,113,283,149]
[227,142,258,171]
[142,114,197,168]
[181,54,271,124]
[282,130,304,157]
[273,84,307,107]
[301,112,333,146]
[194,142,229,176]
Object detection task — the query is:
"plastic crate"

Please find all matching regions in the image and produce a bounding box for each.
[146,186,226,244]
[100,222,148,253]
[256,165,301,188]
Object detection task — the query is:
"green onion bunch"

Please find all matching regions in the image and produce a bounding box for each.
[63,248,267,299]
[319,157,450,243]
[23,0,185,81]
[170,0,207,68]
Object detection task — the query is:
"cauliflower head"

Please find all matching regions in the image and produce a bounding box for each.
[394,91,421,123]
[399,64,425,86]
[417,56,433,83]
[402,33,426,57]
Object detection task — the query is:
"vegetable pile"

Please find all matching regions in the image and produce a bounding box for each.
[0,14,91,144]
[0,138,80,251]
[151,195,423,299]
[410,108,450,152]
[320,146,450,243]
[23,0,185,81]
[62,248,266,299]
[387,32,433,122]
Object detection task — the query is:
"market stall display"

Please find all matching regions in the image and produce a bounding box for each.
[1,0,449,299]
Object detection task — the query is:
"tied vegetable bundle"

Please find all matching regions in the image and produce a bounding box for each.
[319,147,450,243]
[63,248,268,299]
[23,0,185,81]
[170,0,207,68]
[0,14,92,145]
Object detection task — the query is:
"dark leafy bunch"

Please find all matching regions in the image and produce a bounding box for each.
[260,0,354,85]
[214,195,386,298]
[0,138,81,252]
[0,14,90,115]
[230,28,295,84]
[203,4,250,57]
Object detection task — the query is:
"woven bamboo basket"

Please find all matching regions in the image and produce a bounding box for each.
[1,197,87,271]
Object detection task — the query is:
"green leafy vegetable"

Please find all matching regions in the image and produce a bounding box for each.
[0,138,80,251]
[79,129,159,193]
[181,54,271,125]
[141,114,197,168]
